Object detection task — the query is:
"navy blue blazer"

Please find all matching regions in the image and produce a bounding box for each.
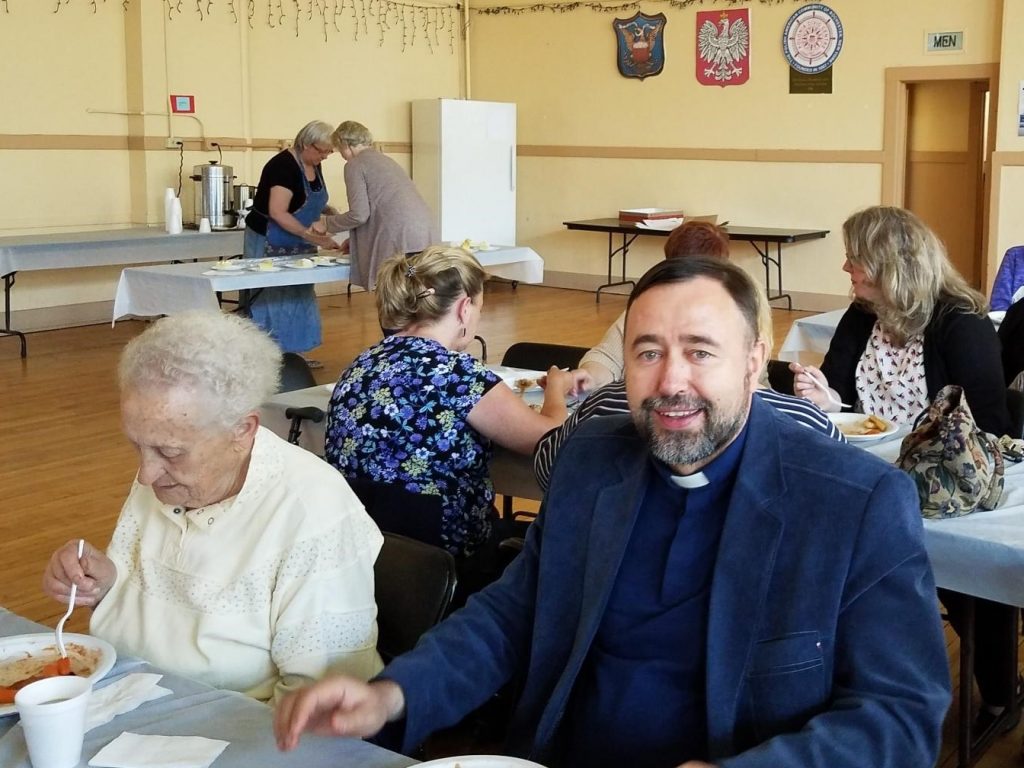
[383,397,952,767]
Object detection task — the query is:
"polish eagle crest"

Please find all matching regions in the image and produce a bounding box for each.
[698,14,749,83]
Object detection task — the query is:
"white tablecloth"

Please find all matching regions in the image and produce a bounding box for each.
[112,260,352,321]
[112,246,545,322]
[0,609,412,768]
[776,308,847,362]
[0,228,243,276]
[778,307,1004,363]
[261,378,544,502]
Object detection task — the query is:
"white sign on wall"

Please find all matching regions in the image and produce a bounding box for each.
[925,30,963,53]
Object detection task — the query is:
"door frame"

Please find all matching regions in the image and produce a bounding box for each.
[882,63,999,287]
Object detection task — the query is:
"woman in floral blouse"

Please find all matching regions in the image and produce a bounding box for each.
[325,246,573,579]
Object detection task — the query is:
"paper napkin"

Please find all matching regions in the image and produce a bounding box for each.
[88,732,229,768]
[86,674,173,732]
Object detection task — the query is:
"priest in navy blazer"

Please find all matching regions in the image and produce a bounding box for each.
[276,257,951,768]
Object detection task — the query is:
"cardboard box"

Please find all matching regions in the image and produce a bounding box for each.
[618,208,686,222]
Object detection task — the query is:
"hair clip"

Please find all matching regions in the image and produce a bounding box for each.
[415,288,436,301]
[406,265,417,278]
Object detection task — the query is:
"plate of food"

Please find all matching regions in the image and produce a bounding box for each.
[491,365,545,394]
[208,261,245,271]
[417,757,546,768]
[249,261,282,273]
[283,258,316,269]
[828,413,899,442]
[0,633,116,716]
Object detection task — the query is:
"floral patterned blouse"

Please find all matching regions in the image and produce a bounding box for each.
[325,334,501,556]
[854,321,930,425]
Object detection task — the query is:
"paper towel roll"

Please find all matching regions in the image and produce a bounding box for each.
[164,188,176,233]
[167,198,183,235]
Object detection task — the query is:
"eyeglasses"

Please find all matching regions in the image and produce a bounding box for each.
[312,144,334,155]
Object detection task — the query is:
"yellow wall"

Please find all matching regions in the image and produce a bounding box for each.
[2,0,1023,320]
[0,1,461,316]
[471,0,1005,301]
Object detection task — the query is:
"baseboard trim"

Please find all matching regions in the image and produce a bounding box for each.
[7,277,845,334]
[540,270,848,312]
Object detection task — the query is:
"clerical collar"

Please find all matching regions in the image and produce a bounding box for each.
[670,472,709,489]
[657,416,750,491]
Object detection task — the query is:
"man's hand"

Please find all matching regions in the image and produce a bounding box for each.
[677,762,717,768]
[274,677,405,751]
[42,539,117,607]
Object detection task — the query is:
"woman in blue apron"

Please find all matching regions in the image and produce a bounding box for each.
[245,121,340,357]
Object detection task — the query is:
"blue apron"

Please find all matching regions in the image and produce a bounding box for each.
[249,152,328,353]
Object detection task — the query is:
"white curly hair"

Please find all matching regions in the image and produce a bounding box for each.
[119,311,282,431]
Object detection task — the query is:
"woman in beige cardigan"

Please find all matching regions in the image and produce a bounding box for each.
[326,121,439,290]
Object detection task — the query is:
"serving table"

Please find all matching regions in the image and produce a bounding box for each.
[0,228,243,357]
[563,218,829,306]
[0,608,413,768]
[112,245,546,322]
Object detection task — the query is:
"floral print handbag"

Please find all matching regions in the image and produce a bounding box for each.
[896,385,1005,519]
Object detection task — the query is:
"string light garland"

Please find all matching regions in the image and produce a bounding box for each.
[27,0,457,49]
[475,0,800,14]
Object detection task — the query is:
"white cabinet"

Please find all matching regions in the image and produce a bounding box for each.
[412,99,517,247]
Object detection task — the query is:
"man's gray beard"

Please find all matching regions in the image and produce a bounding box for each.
[634,392,748,467]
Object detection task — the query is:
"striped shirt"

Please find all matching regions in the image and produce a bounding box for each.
[534,383,846,491]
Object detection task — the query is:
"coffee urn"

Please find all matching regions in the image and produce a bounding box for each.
[190,161,236,230]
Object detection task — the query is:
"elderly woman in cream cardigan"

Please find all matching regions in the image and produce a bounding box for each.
[43,311,383,703]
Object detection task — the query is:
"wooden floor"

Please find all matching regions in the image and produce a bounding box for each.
[0,283,1019,766]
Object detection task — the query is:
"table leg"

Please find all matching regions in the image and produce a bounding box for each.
[596,232,638,303]
[747,240,793,310]
[1,272,27,358]
[955,597,1022,767]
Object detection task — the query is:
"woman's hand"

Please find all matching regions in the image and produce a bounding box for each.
[339,238,351,255]
[307,232,342,251]
[274,677,404,751]
[565,367,596,396]
[42,540,117,607]
[790,362,842,412]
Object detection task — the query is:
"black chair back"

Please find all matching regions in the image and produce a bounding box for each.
[501,342,589,371]
[279,352,318,393]
[999,299,1024,387]
[1007,388,1024,438]
[766,359,796,395]
[374,533,457,661]
[347,477,446,550]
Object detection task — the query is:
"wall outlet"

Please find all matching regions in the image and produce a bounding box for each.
[165,137,183,149]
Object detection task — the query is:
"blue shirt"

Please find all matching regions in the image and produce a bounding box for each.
[562,421,748,768]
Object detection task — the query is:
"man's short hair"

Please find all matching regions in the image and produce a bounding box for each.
[626,256,762,345]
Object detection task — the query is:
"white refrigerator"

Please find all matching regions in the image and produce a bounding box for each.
[411,99,517,247]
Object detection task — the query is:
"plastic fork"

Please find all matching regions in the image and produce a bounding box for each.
[55,539,85,658]
[794,364,853,409]
[806,373,853,409]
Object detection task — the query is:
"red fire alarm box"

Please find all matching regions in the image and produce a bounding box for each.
[170,95,195,114]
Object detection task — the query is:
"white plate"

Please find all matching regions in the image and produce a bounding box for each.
[0,633,116,717]
[208,263,245,271]
[828,413,900,442]
[283,262,316,270]
[490,365,546,393]
[474,246,499,252]
[417,757,546,768]
[248,266,282,273]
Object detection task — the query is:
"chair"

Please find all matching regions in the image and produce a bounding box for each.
[501,342,589,372]
[1007,388,1024,439]
[766,359,796,395]
[499,342,589,521]
[347,477,446,550]
[374,533,457,662]
[279,352,318,392]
